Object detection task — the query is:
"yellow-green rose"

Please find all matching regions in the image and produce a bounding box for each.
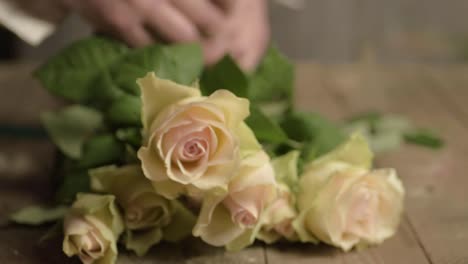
[193,151,277,249]
[63,194,123,264]
[137,73,260,199]
[293,134,405,251]
[90,165,195,256]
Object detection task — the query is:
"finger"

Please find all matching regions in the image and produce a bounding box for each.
[106,1,154,47]
[202,35,229,65]
[171,0,225,36]
[230,28,270,71]
[211,0,235,12]
[73,0,154,47]
[138,0,200,42]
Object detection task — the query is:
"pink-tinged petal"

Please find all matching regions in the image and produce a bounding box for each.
[178,138,208,161]
[176,157,208,181]
[223,194,259,228]
[164,145,192,184]
[159,122,204,157]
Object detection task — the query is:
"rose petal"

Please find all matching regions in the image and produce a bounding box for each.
[139,72,200,132]
[138,145,168,182]
[205,90,250,129]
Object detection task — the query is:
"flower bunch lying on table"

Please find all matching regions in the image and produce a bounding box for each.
[9,36,406,264]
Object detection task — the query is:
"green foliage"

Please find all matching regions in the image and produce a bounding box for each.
[249,46,294,103]
[281,111,346,162]
[106,44,203,96]
[246,106,289,144]
[55,169,91,204]
[35,36,129,102]
[404,130,444,149]
[345,111,444,152]
[41,105,103,159]
[116,127,142,147]
[9,206,68,225]
[200,56,249,98]
[106,95,142,126]
[78,134,125,169]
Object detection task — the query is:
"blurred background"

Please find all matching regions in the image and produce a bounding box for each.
[2,0,468,63]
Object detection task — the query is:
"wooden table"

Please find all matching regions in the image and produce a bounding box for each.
[0,62,466,264]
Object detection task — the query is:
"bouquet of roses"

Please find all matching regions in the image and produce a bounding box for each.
[10,37,406,264]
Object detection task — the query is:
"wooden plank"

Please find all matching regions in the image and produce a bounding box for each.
[0,227,76,264]
[0,139,56,227]
[319,62,468,264]
[266,217,428,264]
[265,63,430,264]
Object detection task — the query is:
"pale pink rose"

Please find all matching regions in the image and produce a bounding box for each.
[295,163,404,251]
[62,194,123,264]
[193,151,277,247]
[137,73,259,199]
[63,217,108,264]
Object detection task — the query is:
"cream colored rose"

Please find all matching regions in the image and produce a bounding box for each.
[63,194,123,264]
[293,134,404,251]
[90,165,186,256]
[137,73,260,199]
[193,151,277,249]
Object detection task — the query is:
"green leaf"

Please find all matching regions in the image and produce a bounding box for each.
[108,43,203,95]
[281,111,345,161]
[9,206,68,226]
[249,46,294,103]
[106,95,142,126]
[163,201,196,242]
[272,151,300,191]
[92,72,128,108]
[347,111,382,124]
[200,56,248,97]
[56,170,91,204]
[404,130,444,149]
[116,127,142,147]
[246,106,288,144]
[38,222,62,244]
[78,134,125,168]
[35,36,129,102]
[41,105,103,159]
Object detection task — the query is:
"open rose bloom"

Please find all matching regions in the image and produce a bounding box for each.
[193,151,277,250]
[293,134,405,251]
[89,165,195,256]
[63,194,124,264]
[137,73,261,199]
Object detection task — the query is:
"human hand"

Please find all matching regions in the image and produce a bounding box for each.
[61,0,270,71]
[211,0,270,71]
[62,0,224,46]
